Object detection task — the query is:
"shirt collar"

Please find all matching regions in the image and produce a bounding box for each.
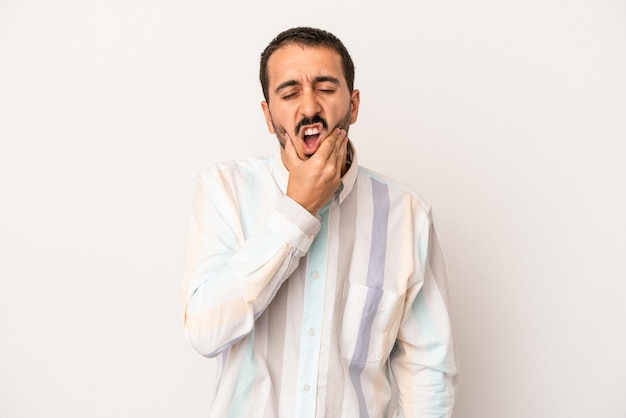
[272,140,359,205]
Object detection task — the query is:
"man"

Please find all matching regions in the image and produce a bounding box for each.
[181,27,458,417]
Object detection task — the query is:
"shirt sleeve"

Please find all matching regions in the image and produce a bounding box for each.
[390,210,459,417]
[181,171,320,358]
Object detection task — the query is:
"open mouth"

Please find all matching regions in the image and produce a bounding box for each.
[301,125,322,155]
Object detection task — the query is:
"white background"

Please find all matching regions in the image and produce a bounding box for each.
[1,0,625,417]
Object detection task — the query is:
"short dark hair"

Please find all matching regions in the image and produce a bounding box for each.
[259,27,355,102]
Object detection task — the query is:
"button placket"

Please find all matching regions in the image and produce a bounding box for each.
[295,207,330,418]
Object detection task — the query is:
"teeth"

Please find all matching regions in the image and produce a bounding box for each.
[304,127,319,136]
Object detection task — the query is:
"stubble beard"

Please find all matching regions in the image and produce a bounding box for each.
[272,106,352,158]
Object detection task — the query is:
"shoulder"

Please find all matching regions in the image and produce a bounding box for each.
[356,165,432,215]
[197,155,275,185]
[200,154,273,177]
[194,155,277,202]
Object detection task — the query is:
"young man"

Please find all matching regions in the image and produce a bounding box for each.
[182,27,458,417]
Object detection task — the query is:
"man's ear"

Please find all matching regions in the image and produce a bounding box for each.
[261,101,275,134]
[349,89,360,125]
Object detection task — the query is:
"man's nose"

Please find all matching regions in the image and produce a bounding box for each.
[300,89,321,118]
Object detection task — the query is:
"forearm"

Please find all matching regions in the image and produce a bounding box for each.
[182,235,300,357]
[181,178,319,357]
[391,216,458,417]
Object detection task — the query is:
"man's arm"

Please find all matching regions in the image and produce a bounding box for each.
[181,129,347,358]
[390,213,459,417]
[181,171,320,357]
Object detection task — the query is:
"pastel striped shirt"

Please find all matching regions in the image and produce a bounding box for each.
[181,144,458,417]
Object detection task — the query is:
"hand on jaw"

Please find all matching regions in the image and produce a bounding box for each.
[283,128,348,215]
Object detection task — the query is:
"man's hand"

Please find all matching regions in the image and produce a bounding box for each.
[283,128,348,215]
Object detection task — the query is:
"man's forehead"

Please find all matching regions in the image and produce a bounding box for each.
[267,44,344,86]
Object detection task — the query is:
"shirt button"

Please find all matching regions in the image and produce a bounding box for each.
[311,271,319,279]
[304,384,311,391]
[308,234,315,240]
[308,328,315,336]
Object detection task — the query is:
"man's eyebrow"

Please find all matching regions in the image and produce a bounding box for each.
[275,80,299,94]
[314,76,341,86]
[274,76,341,94]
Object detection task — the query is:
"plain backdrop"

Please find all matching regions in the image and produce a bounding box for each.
[1,0,625,417]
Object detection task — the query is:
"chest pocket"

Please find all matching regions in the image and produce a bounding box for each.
[339,282,404,363]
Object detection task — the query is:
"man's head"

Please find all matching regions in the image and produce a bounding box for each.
[260,27,360,160]
[260,27,355,103]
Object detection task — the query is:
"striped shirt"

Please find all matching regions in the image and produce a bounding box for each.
[181,144,458,417]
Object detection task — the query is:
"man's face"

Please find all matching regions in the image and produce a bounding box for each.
[261,44,360,160]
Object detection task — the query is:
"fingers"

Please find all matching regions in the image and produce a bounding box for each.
[329,129,347,172]
[333,129,347,160]
[315,128,338,159]
[335,131,348,175]
[336,132,348,162]
[317,128,346,160]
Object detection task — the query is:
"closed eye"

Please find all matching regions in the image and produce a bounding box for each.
[282,92,298,100]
